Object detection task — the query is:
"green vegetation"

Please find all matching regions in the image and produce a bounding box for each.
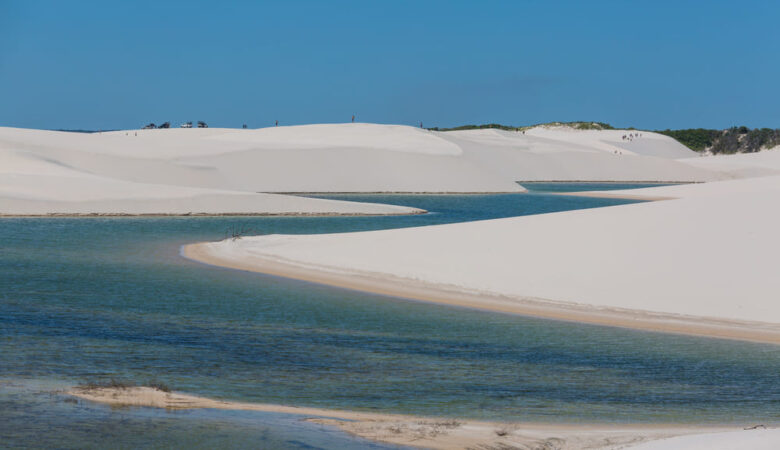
[655,129,720,152]
[657,127,780,154]
[569,121,615,130]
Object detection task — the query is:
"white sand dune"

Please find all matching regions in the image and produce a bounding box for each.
[0,146,421,216]
[1,122,734,214]
[0,123,732,200]
[677,146,780,179]
[0,125,523,194]
[187,155,780,340]
[440,127,722,182]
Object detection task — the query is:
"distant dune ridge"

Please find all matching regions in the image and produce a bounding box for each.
[0,122,747,215]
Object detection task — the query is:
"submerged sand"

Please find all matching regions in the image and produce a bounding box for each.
[69,386,763,450]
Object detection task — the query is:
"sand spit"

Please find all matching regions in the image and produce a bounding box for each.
[182,243,780,344]
[184,170,780,344]
[68,386,751,450]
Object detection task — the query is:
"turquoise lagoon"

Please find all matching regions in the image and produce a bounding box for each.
[1,188,778,448]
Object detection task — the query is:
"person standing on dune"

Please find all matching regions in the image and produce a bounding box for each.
[351,115,355,123]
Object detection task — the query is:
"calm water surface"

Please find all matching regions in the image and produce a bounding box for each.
[1,188,778,447]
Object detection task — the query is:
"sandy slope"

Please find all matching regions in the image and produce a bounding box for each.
[677,146,780,178]
[441,127,722,182]
[627,428,780,450]
[68,386,741,450]
[0,148,421,216]
[186,160,780,341]
[0,125,524,194]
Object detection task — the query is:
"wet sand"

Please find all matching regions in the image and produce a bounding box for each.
[68,385,739,450]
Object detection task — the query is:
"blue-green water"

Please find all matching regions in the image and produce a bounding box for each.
[2,190,779,447]
[0,382,399,449]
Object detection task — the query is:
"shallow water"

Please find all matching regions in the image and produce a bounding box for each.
[1,189,779,447]
[0,382,399,449]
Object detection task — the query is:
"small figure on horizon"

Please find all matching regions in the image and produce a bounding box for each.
[351,115,355,123]
[420,121,423,128]
[243,124,247,129]
[275,120,278,127]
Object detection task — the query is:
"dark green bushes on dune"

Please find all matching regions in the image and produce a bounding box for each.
[657,127,780,154]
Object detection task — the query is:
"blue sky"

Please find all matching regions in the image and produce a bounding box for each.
[1,0,778,130]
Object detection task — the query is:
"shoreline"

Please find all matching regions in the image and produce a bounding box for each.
[0,210,427,218]
[279,190,525,194]
[67,385,747,450]
[182,243,780,345]
[518,180,702,184]
[554,191,677,201]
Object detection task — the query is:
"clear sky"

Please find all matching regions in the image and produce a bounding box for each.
[1,0,778,130]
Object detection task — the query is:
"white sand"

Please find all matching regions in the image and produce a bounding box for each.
[442,126,723,182]
[0,123,753,214]
[0,125,523,195]
[677,146,780,178]
[188,152,780,337]
[0,148,421,215]
[0,128,424,215]
[627,428,780,450]
[1,123,737,215]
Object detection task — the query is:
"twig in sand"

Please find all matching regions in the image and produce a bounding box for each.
[225,224,259,241]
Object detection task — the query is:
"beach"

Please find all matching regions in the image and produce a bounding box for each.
[184,165,780,344]
[182,241,780,344]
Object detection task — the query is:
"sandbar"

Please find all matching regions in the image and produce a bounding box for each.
[69,385,758,450]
